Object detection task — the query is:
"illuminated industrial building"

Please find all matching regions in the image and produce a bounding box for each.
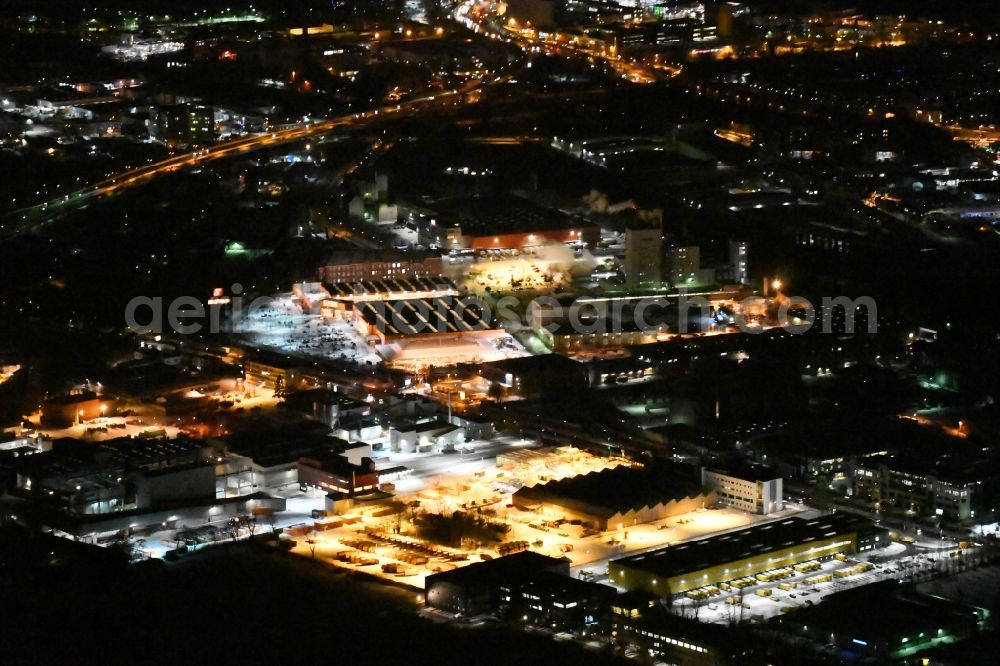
[609,514,888,596]
[41,391,117,427]
[352,296,496,344]
[13,436,214,517]
[424,551,571,616]
[701,464,783,514]
[243,356,305,393]
[512,463,715,531]
[297,454,379,497]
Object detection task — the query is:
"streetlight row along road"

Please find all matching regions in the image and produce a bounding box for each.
[4,74,509,236]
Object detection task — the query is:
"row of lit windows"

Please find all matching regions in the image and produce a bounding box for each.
[631,627,707,653]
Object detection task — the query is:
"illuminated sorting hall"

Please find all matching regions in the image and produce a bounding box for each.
[609,514,888,596]
[352,296,496,344]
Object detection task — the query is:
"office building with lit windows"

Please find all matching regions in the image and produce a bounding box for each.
[317,250,443,283]
[701,464,783,514]
[611,593,747,664]
[853,453,1000,521]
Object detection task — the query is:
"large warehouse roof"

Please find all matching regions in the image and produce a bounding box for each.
[613,513,873,580]
[356,296,494,337]
[513,464,705,519]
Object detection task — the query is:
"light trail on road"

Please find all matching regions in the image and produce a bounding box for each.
[4,77,504,235]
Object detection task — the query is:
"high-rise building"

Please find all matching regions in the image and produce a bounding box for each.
[504,0,556,27]
[149,104,215,146]
[729,240,748,284]
[624,225,662,288]
[716,2,737,39]
[667,244,700,286]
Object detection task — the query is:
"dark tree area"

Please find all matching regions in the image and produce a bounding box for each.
[416,511,511,549]
[0,535,626,666]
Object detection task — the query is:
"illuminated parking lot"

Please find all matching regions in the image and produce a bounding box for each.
[234,293,382,365]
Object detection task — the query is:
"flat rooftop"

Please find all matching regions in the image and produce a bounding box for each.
[703,463,780,483]
[15,436,206,484]
[613,513,875,580]
[429,195,590,237]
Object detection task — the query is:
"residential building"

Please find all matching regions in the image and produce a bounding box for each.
[149,104,215,146]
[729,240,748,285]
[624,224,662,287]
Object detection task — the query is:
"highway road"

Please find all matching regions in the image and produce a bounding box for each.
[4,76,507,236]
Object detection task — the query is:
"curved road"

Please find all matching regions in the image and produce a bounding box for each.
[5,76,507,236]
